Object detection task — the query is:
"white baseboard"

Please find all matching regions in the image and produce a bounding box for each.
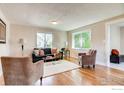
[96,61,107,66]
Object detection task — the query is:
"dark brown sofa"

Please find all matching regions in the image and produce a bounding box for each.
[32,48,62,62]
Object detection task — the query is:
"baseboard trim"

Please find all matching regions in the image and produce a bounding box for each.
[70,56,108,67]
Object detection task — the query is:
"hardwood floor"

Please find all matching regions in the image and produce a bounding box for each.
[0,57,124,85]
[42,64,124,85]
[42,58,124,85]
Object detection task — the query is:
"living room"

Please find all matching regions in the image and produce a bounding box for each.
[0,2,124,91]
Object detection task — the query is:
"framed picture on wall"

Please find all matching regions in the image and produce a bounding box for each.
[0,19,6,43]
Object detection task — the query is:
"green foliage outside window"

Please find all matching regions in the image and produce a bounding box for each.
[73,31,91,49]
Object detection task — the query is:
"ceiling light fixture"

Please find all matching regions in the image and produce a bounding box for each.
[51,21,58,25]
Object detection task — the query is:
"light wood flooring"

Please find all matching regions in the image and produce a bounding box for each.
[1,57,124,85]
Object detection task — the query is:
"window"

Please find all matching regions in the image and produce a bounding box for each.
[37,33,52,48]
[72,30,91,49]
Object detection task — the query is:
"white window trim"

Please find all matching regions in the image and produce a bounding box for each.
[37,32,53,48]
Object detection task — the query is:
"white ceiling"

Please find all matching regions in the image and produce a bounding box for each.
[0,3,124,31]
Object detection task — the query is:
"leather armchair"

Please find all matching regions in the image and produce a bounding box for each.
[1,56,44,85]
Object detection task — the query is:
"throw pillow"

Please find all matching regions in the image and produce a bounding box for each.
[39,49,45,56]
[33,50,39,56]
[111,49,119,55]
[51,48,57,55]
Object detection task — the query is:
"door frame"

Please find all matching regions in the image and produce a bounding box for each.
[105,18,124,67]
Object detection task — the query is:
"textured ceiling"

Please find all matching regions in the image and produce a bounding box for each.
[0,3,124,31]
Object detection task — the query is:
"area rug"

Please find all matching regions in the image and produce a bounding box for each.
[43,60,80,77]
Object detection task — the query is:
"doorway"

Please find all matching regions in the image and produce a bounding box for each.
[105,18,124,71]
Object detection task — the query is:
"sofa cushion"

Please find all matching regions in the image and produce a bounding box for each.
[46,54,54,57]
[43,48,51,55]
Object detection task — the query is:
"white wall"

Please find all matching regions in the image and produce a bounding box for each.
[9,24,67,56]
[120,27,124,54]
[68,21,106,65]
[110,25,120,52]
[0,9,10,76]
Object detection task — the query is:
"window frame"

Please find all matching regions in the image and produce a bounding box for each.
[72,29,91,49]
[36,32,53,48]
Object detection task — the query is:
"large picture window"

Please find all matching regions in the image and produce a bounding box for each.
[37,33,52,48]
[72,30,91,49]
